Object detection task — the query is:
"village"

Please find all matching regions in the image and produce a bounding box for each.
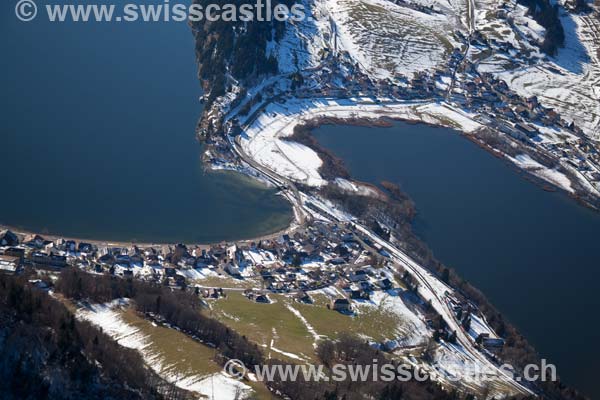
[0,222,399,304]
[202,6,600,202]
[0,220,505,356]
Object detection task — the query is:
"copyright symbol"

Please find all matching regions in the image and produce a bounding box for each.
[223,359,247,380]
[15,0,37,22]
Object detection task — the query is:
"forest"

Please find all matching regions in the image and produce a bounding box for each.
[191,0,293,108]
[0,273,190,400]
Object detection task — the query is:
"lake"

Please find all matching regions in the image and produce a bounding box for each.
[0,9,292,243]
[313,121,600,398]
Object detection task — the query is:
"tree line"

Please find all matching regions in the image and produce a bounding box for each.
[54,266,589,399]
[191,0,292,109]
[267,333,533,400]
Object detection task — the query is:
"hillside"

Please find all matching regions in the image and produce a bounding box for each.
[0,273,189,400]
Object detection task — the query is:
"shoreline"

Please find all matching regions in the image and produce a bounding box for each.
[0,220,294,249]
[0,166,296,248]
[463,131,600,211]
[291,114,599,212]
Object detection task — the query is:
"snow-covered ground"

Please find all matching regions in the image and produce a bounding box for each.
[353,290,430,347]
[241,97,482,187]
[325,0,457,79]
[76,301,252,400]
[269,0,463,79]
[496,6,600,140]
[286,304,323,348]
[508,153,574,193]
[334,177,381,197]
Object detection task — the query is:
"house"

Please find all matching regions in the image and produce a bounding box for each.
[526,96,539,110]
[225,263,240,276]
[98,253,115,266]
[350,290,370,300]
[516,123,538,138]
[31,252,67,269]
[255,294,270,303]
[349,269,369,282]
[331,298,352,313]
[25,235,46,249]
[0,255,20,273]
[226,244,237,261]
[483,338,505,350]
[476,333,505,350]
[296,291,313,304]
[78,242,94,254]
[4,247,24,263]
[65,240,77,253]
[377,278,393,290]
[0,231,19,247]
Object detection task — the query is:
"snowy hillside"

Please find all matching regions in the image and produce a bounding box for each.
[497,8,600,140]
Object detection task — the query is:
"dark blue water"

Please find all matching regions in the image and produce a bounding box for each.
[0,5,291,243]
[314,121,600,398]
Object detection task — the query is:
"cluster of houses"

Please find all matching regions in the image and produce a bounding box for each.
[457,72,573,135]
[1,219,410,321]
[0,221,395,300]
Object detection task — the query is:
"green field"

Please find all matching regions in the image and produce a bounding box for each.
[206,290,413,362]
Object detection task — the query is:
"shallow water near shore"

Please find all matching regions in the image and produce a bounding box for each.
[313,121,600,398]
[0,11,292,243]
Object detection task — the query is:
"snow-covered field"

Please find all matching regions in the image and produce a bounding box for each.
[76,301,252,400]
[269,0,465,78]
[325,0,456,79]
[240,97,481,187]
[353,290,430,347]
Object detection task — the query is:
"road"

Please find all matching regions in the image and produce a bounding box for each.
[445,0,476,99]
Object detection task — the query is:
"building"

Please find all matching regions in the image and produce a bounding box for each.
[0,255,20,273]
[331,298,352,313]
[0,231,19,247]
[31,252,67,269]
[225,263,240,276]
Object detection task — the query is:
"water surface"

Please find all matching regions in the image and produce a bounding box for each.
[0,8,291,243]
[314,121,600,398]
